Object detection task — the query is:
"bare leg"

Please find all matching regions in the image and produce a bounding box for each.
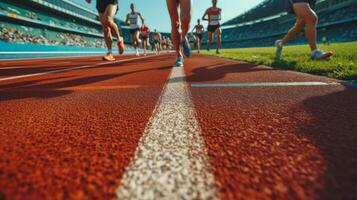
[104,4,121,40]
[207,31,213,50]
[282,3,317,51]
[166,0,181,57]
[281,17,306,45]
[215,28,221,51]
[179,0,192,41]
[197,37,201,52]
[144,40,147,54]
[99,14,113,51]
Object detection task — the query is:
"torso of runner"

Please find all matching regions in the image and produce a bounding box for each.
[128,12,139,29]
[207,7,221,26]
[141,26,149,38]
[153,32,160,41]
[195,24,204,34]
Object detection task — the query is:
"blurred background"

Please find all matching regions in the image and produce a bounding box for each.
[0,0,356,59]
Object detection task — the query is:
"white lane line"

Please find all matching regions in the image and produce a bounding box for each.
[116,67,217,200]
[191,82,340,87]
[0,55,158,82]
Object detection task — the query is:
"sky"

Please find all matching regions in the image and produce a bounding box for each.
[73,0,264,32]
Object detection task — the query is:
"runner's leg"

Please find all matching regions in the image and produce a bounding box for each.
[166,0,181,57]
[215,28,221,52]
[280,17,305,45]
[99,14,113,52]
[207,31,213,50]
[179,0,192,41]
[104,4,121,41]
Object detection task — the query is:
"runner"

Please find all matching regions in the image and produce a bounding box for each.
[140,22,150,56]
[202,0,222,54]
[275,0,333,60]
[192,19,204,53]
[162,36,167,51]
[166,37,173,52]
[166,0,192,67]
[86,0,125,61]
[152,29,162,55]
[125,3,144,56]
[188,32,196,50]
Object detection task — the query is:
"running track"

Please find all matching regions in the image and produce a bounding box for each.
[0,54,356,199]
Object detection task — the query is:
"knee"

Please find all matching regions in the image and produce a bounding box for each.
[104,27,111,35]
[170,19,180,30]
[180,17,190,26]
[305,13,318,24]
[106,17,115,26]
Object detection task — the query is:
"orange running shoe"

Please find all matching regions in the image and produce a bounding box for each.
[118,37,125,55]
[102,52,116,61]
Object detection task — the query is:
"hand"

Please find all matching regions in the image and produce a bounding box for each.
[86,0,91,3]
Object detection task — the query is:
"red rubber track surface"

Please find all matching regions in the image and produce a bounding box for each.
[0,54,173,199]
[185,55,357,200]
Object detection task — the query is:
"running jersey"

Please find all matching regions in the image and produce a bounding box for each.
[128,12,139,29]
[195,24,204,34]
[153,32,160,41]
[141,26,150,37]
[207,7,221,26]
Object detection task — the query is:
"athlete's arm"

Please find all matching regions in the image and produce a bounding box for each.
[218,8,222,20]
[125,14,130,25]
[191,25,197,33]
[138,13,145,24]
[202,9,209,21]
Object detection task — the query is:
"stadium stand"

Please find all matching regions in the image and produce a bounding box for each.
[218,0,357,48]
[0,0,136,50]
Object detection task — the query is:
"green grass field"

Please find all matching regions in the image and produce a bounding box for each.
[202,42,357,81]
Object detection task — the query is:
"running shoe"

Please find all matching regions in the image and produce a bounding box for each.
[311,49,333,60]
[207,45,210,51]
[173,56,184,67]
[135,49,140,56]
[118,37,125,55]
[102,53,115,61]
[181,37,192,58]
[275,40,283,59]
[216,49,220,54]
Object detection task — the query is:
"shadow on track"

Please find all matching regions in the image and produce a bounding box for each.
[179,62,272,83]
[0,66,171,101]
[298,85,357,199]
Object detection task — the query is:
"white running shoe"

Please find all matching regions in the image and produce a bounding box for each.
[311,49,333,60]
[275,40,283,59]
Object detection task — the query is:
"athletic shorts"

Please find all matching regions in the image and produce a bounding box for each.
[142,36,148,40]
[196,33,203,40]
[207,25,220,33]
[154,40,160,44]
[287,0,316,13]
[129,28,140,34]
[96,0,118,14]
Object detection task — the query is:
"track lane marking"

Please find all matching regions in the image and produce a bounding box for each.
[0,85,142,91]
[0,55,159,82]
[116,66,217,199]
[191,82,340,87]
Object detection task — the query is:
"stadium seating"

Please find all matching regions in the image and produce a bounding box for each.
[0,0,136,49]
[219,0,357,48]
